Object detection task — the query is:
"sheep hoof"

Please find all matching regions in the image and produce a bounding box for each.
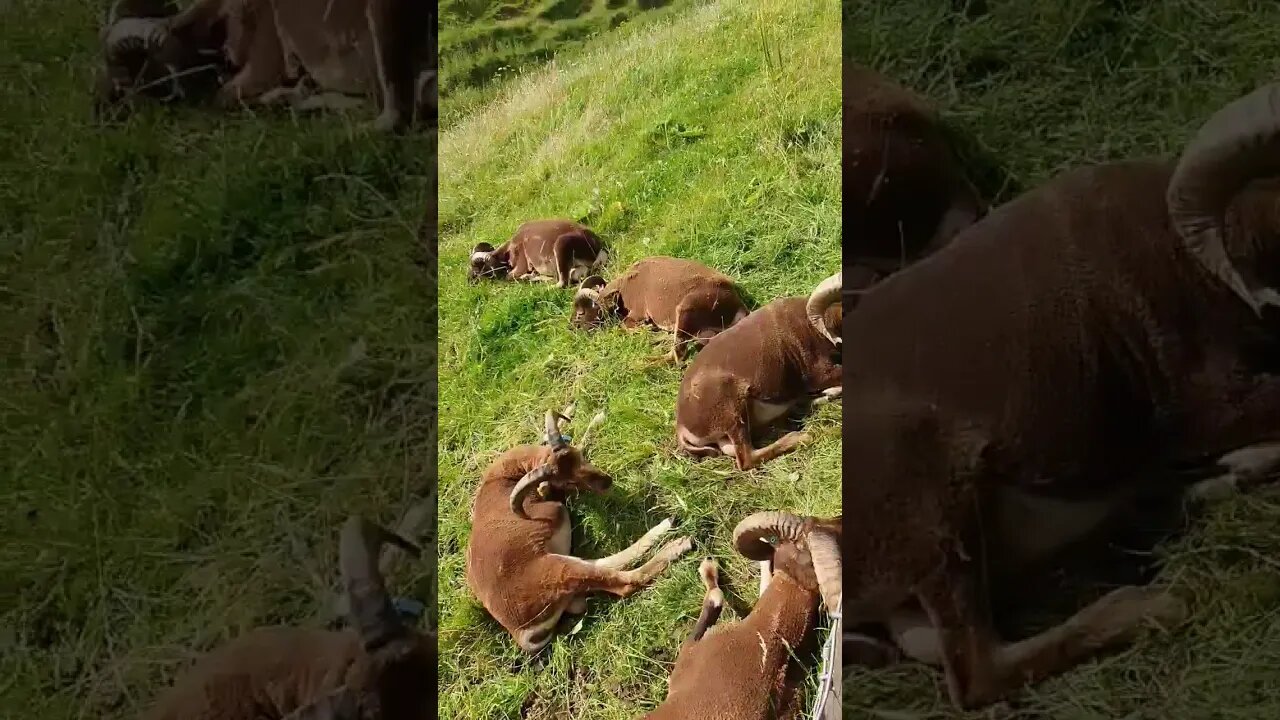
[659,536,694,560]
[1075,586,1187,648]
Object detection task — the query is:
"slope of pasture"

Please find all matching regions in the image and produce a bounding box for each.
[438,0,697,127]
[437,0,840,717]
[844,1,1280,718]
[0,2,436,718]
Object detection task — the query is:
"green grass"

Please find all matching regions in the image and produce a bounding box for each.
[0,2,436,718]
[437,0,840,717]
[438,0,698,127]
[844,1,1280,718]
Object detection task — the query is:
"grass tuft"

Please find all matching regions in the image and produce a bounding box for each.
[0,3,436,718]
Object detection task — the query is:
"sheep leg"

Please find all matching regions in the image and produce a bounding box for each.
[1188,441,1280,501]
[728,398,808,471]
[552,233,591,288]
[812,386,843,407]
[549,536,693,598]
[685,558,724,644]
[215,18,287,108]
[670,299,703,363]
[513,595,577,653]
[915,563,1185,708]
[591,516,676,570]
[367,0,419,132]
[509,251,533,281]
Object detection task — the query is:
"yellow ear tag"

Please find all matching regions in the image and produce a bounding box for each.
[536,481,551,499]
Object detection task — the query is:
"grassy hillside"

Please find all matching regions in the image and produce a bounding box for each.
[845,1,1280,718]
[436,0,840,716]
[0,2,436,718]
[438,0,697,127]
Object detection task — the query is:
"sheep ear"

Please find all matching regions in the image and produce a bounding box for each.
[283,687,359,720]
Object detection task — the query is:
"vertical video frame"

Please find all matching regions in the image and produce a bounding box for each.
[4,0,438,718]
[437,0,841,717]
[844,0,1280,717]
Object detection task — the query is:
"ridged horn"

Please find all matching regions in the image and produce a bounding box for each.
[1167,82,1280,316]
[545,409,569,448]
[732,511,807,561]
[509,463,555,519]
[806,528,842,613]
[104,17,167,58]
[339,515,420,651]
[806,271,842,346]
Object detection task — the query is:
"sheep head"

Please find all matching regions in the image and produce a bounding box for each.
[806,271,843,347]
[509,410,612,518]
[468,242,511,283]
[95,0,226,117]
[285,516,436,720]
[1168,81,1280,316]
[570,276,616,330]
[733,511,842,613]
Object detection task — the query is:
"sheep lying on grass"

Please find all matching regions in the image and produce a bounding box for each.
[143,516,435,720]
[838,81,1280,708]
[645,511,841,720]
[676,271,842,470]
[95,0,436,131]
[466,409,694,652]
[570,256,750,364]
[468,219,608,287]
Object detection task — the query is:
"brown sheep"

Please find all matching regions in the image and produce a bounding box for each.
[645,512,841,720]
[845,62,986,281]
[95,0,436,131]
[466,410,693,653]
[570,256,750,364]
[142,516,435,720]
[838,82,1280,709]
[469,219,609,288]
[676,271,842,470]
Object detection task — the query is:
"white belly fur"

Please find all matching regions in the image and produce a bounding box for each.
[751,399,794,426]
[994,487,1124,568]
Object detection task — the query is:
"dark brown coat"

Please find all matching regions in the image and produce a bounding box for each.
[469,219,608,287]
[96,0,436,131]
[646,515,841,720]
[839,82,1280,706]
[465,436,691,653]
[675,279,842,471]
[845,63,985,280]
[142,517,436,720]
[571,256,749,362]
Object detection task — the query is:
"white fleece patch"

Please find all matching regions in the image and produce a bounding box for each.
[105,17,165,48]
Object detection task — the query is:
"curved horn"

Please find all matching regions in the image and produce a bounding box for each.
[806,529,842,613]
[806,271,842,346]
[1167,82,1280,316]
[105,17,167,53]
[545,409,569,448]
[509,463,556,519]
[732,511,807,561]
[340,515,420,651]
